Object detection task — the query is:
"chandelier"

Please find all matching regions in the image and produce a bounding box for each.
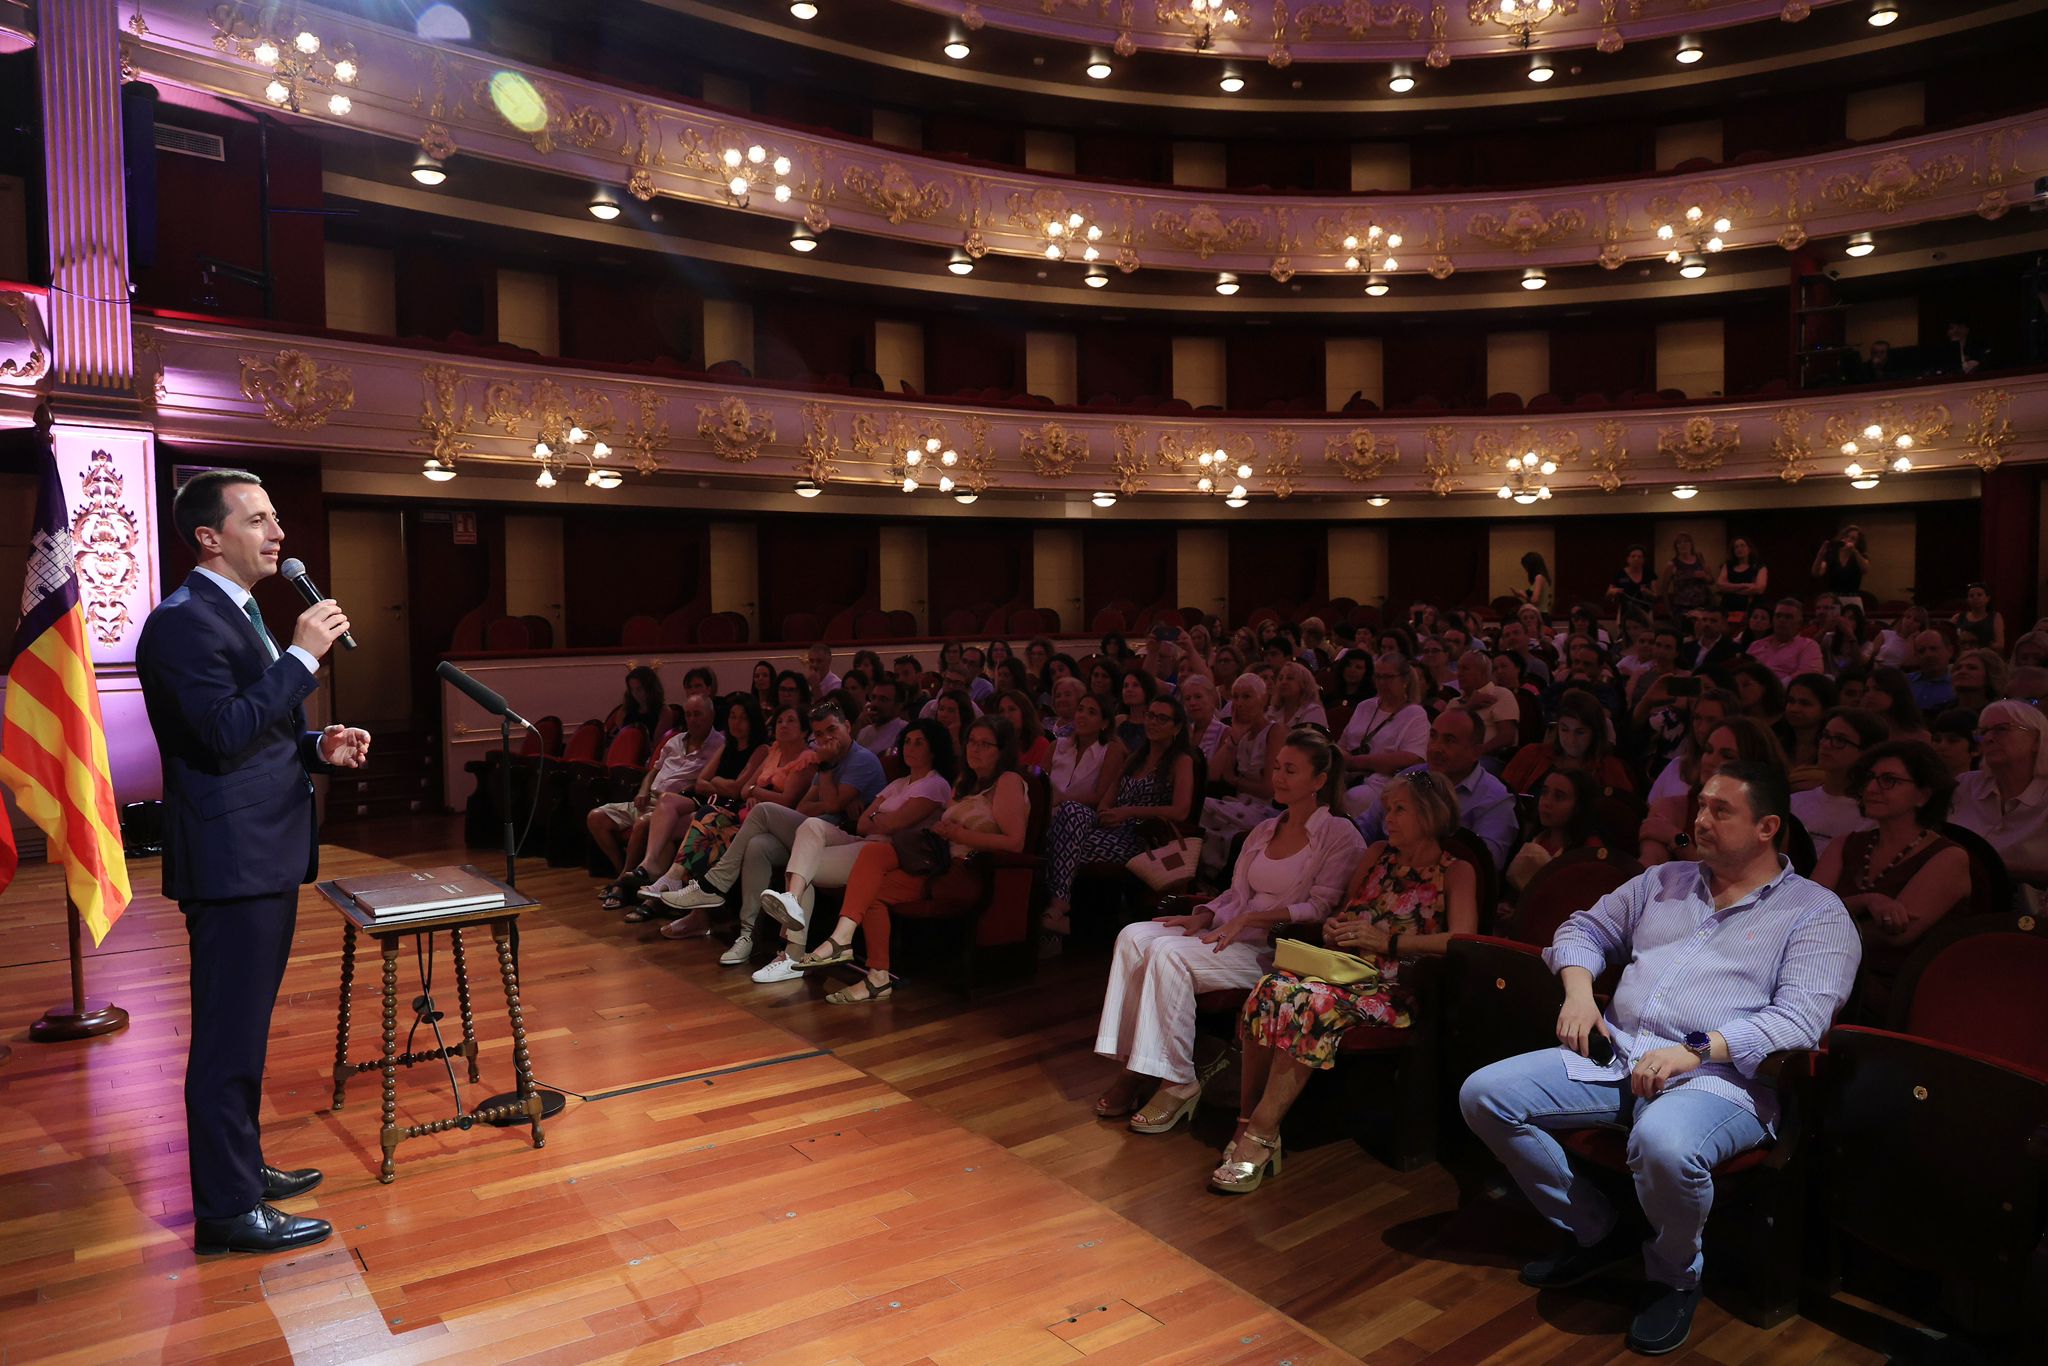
[533,424,618,490]
[719,144,794,207]
[899,435,962,495]
[1042,211,1105,265]
[1840,422,1913,489]
[1191,446,1252,507]
[1653,204,1732,276]
[1158,0,1249,51]
[215,10,361,117]
[1496,449,1557,503]
[1341,223,1403,282]
[1469,0,1575,49]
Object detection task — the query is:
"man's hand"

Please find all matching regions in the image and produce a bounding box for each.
[318,725,372,768]
[291,601,353,661]
[1631,1045,1701,1099]
[1556,995,1608,1058]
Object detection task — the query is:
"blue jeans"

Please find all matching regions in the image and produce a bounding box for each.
[1458,1048,1767,1289]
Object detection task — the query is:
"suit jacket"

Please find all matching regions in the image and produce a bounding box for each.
[136,572,330,901]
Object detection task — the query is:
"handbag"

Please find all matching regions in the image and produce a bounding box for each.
[1125,820,1204,892]
[890,828,952,877]
[1273,937,1382,986]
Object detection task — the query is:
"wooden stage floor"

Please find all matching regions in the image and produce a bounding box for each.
[0,816,1900,1364]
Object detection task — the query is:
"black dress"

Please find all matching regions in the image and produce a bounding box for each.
[1719,561,1762,612]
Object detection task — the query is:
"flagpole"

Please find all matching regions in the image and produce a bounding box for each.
[29,896,127,1041]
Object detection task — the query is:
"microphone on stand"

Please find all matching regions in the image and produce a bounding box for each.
[278,558,357,651]
[436,660,532,729]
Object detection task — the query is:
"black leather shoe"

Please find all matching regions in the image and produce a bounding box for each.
[1519,1220,1640,1289]
[261,1165,323,1200]
[1626,1283,1701,1355]
[194,1203,333,1256]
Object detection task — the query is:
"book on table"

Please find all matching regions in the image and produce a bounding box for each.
[333,866,508,919]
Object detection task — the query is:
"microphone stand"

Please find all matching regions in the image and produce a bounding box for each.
[479,708,566,1125]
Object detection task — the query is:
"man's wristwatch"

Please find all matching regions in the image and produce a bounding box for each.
[1683,1030,1713,1061]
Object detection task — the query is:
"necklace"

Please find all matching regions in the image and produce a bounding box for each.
[1856,827,1931,892]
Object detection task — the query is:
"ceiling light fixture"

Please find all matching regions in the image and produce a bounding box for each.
[789,1,818,18]
[1224,489,1249,508]
[1087,61,1113,79]
[588,195,620,221]
[1867,1,1898,27]
[1675,40,1703,64]
[1521,267,1547,290]
[1845,231,1875,257]
[1678,253,1707,279]
[1215,272,1240,296]
[226,16,360,116]
[1387,72,1415,94]
[1497,448,1557,504]
[1084,266,1109,288]
[1218,74,1245,93]
[1478,0,1565,48]
[790,227,818,252]
[1091,491,1117,508]
[1672,484,1698,500]
[1842,421,1915,489]
[944,40,970,59]
[795,478,822,498]
[1527,60,1554,83]
[719,143,795,207]
[1365,494,1391,507]
[947,254,973,275]
[422,457,457,482]
[1364,273,1390,297]
[411,153,446,186]
[954,492,978,504]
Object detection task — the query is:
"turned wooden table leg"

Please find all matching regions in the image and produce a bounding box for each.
[331,922,358,1110]
[450,927,481,1083]
[378,935,402,1183]
[493,920,544,1149]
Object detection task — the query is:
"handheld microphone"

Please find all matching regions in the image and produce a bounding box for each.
[436,660,532,730]
[277,557,357,652]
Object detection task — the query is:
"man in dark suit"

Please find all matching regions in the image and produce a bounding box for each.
[137,470,369,1256]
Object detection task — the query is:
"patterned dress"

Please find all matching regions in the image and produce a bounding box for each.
[1240,846,1452,1069]
[1046,758,1181,907]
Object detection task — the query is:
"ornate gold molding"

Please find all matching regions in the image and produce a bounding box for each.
[1963,388,2014,471]
[1657,415,1740,472]
[1770,408,1812,483]
[842,163,953,225]
[1264,428,1301,499]
[622,387,671,474]
[1150,205,1263,260]
[1324,427,1401,482]
[71,448,141,647]
[413,364,475,467]
[1820,151,1968,215]
[1589,419,1629,491]
[1111,423,1149,496]
[1465,201,1587,254]
[238,349,354,430]
[0,292,48,384]
[1422,424,1460,496]
[797,403,842,486]
[696,394,774,463]
[1020,421,1090,478]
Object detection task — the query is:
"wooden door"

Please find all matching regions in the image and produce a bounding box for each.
[326,507,413,731]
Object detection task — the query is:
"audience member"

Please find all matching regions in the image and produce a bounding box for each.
[1908,631,1957,713]
[1520,552,1553,613]
[804,642,841,697]
[1219,769,1472,1192]
[1329,650,1375,710]
[1951,648,2005,713]
[995,688,1052,770]
[1715,536,1768,612]
[1094,728,1365,1137]
[1454,651,1523,755]
[2010,631,2048,670]
[652,702,811,939]
[1859,666,1927,740]
[1726,659,1786,727]
[1113,668,1162,751]
[1746,600,1824,682]
[932,687,976,758]
[1639,717,1787,865]
[856,677,907,759]
[1047,676,1084,739]
[1180,675,1226,759]
[591,695,725,907]
[627,697,765,924]
[1339,652,1431,810]
[1460,759,1858,1357]
[1504,767,1605,898]
[749,659,778,714]
[1819,601,1875,673]
[775,669,812,714]
[1927,707,1978,776]
[1789,708,1884,859]
[1043,694,1198,940]
[1734,604,1774,653]
[612,666,666,740]
[1498,620,1553,686]
[838,669,870,723]
[1951,699,2048,888]
[1811,525,1870,606]
[1607,544,1659,626]
[1775,673,1837,792]
[1663,534,1713,617]
[1503,689,1634,796]
[1646,687,1734,804]
[1358,707,1517,869]
[1202,674,1279,874]
[1051,694,1113,806]
[1872,605,1926,669]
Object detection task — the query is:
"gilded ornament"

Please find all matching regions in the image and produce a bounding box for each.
[1114,29,1137,56]
[1292,0,1426,41]
[1264,429,1302,500]
[956,415,995,497]
[696,395,775,463]
[1962,388,2014,471]
[1771,408,1813,483]
[842,163,953,225]
[1150,205,1262,261]
[1429,255,1455,280]
[1111,424,1149,496]
[0,291,48,384]
[1781,2,1812,19]
[629,168,656,201]
[1323,428,1400,482]
[1776,223,1808,251]
[70,448,141,648]
[1020,422,1090,478]
[1590,420,1629,492]
[238,349,355,431]
[1657,415,1740,473]
[962,4,986,28]
[1269,256,1295,284]
[1473,425,1582,475]
[1820,151,1966,215]
[1465,201,1587,254]
[412,364,476,468]
[419,123,457,161]
[131,326,165,404]
[1115,246,1142,273]
[1822,401,1949,457]
[797,404,842,486]
[1422,425,1460,497]
[1977,189,2011,221]
[621,386,671,475]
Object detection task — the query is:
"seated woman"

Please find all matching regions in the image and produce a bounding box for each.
[608,665,665,741]
[995,688,1053,770]
[1951,699,2048,889]
[782,718,1026,1002]
[1504,766,1603,898]
[932,687,976,759]
[1042,694,1198,940]
[1217,770,1477,1192]
[1200,674,1278,875]
[1338,651,1430,811]
[1774,672,1839,793]
[774,669,813,715]
[1789,708,1886,860]
[748,659,778,715]
[1860,666,1928,740]
[1951,647,2006,714]
[1638,717,1788,864]
[1113,668,1161,751]
[653,703,813,939]
[1270,661,1330,732]
[1813,740,1967,1017]
[1093,728,1365,1134]
[1328,649,1376,713]
[1500,688,1634,797]
[1049,694,1113,806]
[1726,660,1786,728]
[623,696,765,922]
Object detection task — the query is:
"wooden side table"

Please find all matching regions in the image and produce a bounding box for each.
[315,869,545,1182]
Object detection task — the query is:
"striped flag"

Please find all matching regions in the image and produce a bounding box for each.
[0,435,131,944]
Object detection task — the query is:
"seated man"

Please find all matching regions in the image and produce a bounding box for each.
[892,653,925,713]
[1907,630,1957,714]
[855,676,906,759]
[1459,761,1859,1356]
[589,695,724,904]
[659,704,886,980]
[1746,599,1823,683]
[1356,706,1516,869]
[804,641,841,698]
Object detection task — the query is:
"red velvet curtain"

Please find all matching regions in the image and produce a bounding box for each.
[1083,524,1176,622]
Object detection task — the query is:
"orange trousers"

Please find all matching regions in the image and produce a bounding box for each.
[839,841,930,972]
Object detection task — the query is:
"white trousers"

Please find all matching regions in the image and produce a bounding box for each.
[1094,922,1268,1085]
[787,816,869,907]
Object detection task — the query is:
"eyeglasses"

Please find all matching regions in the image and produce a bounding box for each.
[1862,772,1913,791]
[1144,710,1178,723]
[1978,723,2028,739]
[1818,731,1862,749]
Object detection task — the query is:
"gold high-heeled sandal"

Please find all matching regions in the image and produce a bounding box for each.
[1209,1130,1282,1193]
[1127,1084,1200,1134]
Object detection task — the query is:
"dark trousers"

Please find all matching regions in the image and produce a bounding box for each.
[183,888,298,1220]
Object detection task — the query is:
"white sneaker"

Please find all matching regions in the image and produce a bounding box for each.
[718,929,755,966]
[758,888,808,931]
[638,869,683,899]
[751,953,804,984]
[659,881,727,911]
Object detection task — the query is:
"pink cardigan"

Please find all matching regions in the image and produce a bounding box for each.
[1200,805,1367,927]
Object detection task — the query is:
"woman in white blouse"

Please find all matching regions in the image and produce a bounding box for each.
[1093,727,1367,1134]
[1049,693,1113,806]
[1269,661,1329,731]
[1200,673,1278,875]
[1339,651,1430,810]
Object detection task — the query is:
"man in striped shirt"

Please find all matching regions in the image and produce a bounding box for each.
[1459,760,1859,1356]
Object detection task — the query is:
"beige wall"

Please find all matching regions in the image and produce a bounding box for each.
[1326,337,1385,410]
[1034,527,1084,630]
[1487,523,1555,603]
[871,109,922,149]
[1172,336,1226,408]
[1851,509,1917,606]
[700,73,750,110]
[1171,142,1227,188]
[502,514,565,643]
[1845,82,1925,141]
[1486,331,1550,402]
[495,269,559,356]
[1328,526,1389,608]
[708,520,759,637]
[878,524,928,631]
[702,298,755,371]
[1656,318,1724,398]
[1178,527,1228,622]
[1654,119,1723,169]
[324,243,396,336]
[1846,298,1919,351]
[1022,130,1076,173]
[874,319,925,393]
[1025,331,1079,406]
[1350,143,1411,191]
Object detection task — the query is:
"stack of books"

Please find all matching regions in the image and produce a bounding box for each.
[334,867,508,922]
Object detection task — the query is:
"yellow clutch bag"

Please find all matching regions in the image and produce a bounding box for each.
[1273,937,1381,986]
